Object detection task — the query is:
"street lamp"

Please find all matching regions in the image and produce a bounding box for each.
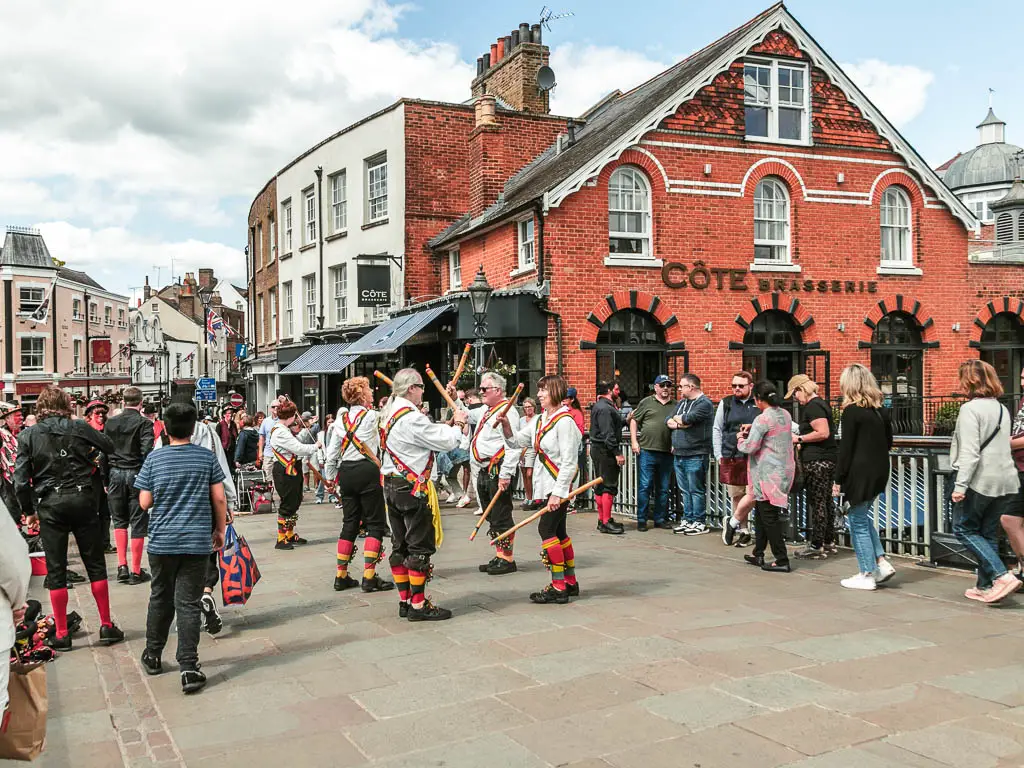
[466,266,493,382]
[197,284,214,378]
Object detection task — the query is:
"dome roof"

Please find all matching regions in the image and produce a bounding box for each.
[943,141,1023,190]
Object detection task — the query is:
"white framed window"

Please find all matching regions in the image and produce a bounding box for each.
[880,187,912,264]
[448,249,461,289]
[72,298,82,320]
[332,265,348,325]
[608,167,651,258]
[744,59,810,144]
[257,295,264,344]
[753,177,790,263]
[18,286,44,314]
[118,308,126,327]
[282,281,294,337]
[269,288,277,337]
[331,171,347,233]
[372,303,389,321]
[282,200,293,253]
[104,306,113,325]
[304,188,317,245]
[269,220,276,262]
[366,153,388,223]
[257,222,264,265]
[89,303,99,323]
[303,274,317,330]
[73,339,82,371]
[20,338,44,371]
[518,218,535,270]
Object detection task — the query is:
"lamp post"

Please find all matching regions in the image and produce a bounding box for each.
[197,284,214,378]
[466,266,493,384]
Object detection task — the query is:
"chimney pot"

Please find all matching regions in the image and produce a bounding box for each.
[475,93,497,127]
[495,38,505,60]
[519,22,530,42]
[503,35,512,56]
[489,43,497,65]
[511,29,520,47]
[530,24,542,44]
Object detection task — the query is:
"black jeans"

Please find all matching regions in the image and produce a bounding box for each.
[338,459,388,541]
[37,490,107,586]
[146,553,208,670]
[752,501,789,565]
[109,467,147,538]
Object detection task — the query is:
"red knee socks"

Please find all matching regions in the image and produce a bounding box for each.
[90,580,112,628]
[542,537,567,591]
[49,588,69,638]
[130,538,145,575]
[391,564,410,603]
[336,539,354,578]
[408,569,427,608]
[560,537,577,586]
[597,494,611,524]
[363,537,382,579]
[114,529,129,567]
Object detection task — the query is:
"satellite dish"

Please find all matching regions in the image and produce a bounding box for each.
[536,66,556,91]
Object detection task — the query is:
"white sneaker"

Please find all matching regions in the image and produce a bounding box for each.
[684,522,711,536]
[841,573,877,591]
[456,495,471,508]
[874,558,896,584]
[673,520,693,534]
[445,492,457,504]
[474,508,485,516]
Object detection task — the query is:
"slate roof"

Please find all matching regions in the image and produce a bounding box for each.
[0,228,57,269]
[57,267,105,291]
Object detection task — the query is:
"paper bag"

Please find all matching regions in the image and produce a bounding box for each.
[0,664,47,761]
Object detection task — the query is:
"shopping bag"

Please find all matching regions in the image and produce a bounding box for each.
[0,664,48,761]
[218,523,261,606]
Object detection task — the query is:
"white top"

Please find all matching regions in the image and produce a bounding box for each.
[467,400,523,480]
[380,396,462,480]
[951,398,1021,497]
[505,405,581,499]
[269,423,318,462]
[0,503,30,654]
[325,405,381,478]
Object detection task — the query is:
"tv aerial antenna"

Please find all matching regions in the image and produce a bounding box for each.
[539,6,575,31]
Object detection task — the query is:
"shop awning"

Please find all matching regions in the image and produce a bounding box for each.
[344,305,453,355]
[279,344,359,375]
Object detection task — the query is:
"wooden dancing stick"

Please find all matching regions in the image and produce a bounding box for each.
[489,477,603,545]
[469,487,504,541]
[498,383,524,417]
[449,342,472,387]
[373,370,393,387]
[307,464,336,491]
[424,364,459,413]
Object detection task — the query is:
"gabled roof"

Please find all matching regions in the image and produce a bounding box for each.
[432,2,975,249]
[57,267,105,291]
[0,228,57,269]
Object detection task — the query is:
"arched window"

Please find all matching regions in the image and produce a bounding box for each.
[980,312,1024,396]
[996,212,1014,244]
[753,177,789,263]
[596,309,666,401]
[742,310,803,394]
[880,186,911,264]
[871,312,925,434]
[608,167,651,258]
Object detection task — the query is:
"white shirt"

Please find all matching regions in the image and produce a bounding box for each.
[467,399,523,479]
[380,396,462,480]
[505,405,581,499]
[325,405,381,479]
[269,422,318,463]
[0,503,30,654]
[154,422,238,506]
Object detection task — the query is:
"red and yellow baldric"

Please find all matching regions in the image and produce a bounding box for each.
[339,408,376,463]
[270,425,298,476]
[381,406,434,497]
[534,411,577,481]
[471,399,508,475]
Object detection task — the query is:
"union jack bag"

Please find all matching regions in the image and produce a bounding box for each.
[218,524,261,606]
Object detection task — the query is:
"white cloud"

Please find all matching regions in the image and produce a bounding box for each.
[842,59,934,128]
[549,43,670,117]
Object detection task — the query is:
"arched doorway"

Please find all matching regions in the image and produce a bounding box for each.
[742,310,803,394]
[980,312,1024,398]
[871,311,925,433]
[596,309,667,403]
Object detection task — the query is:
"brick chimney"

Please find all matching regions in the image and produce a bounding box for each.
[181,273,194,296]
[198,268,214,290]
[471,22,551,114]
[143,275,151,301]
[469,94,505,217]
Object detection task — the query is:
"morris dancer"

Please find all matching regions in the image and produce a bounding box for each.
[324,376,393,594]
[0,401,25,528]
[269,400,318,550]
[496,375,581,604]
[381,369,466,621]
[461,372,522,575]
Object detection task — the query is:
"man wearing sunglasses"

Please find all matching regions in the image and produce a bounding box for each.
[713,371,758,546]
[628,375,677,531]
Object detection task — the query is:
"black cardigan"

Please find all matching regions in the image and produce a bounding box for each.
[834,405,893,506]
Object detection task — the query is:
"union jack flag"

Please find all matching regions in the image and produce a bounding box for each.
[206,309,224,342]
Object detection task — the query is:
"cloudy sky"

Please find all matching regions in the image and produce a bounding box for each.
[2,0,1019,301]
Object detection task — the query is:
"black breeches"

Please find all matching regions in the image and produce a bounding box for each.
[338,459,387,541]
[383,477,435,570]
[537,502,569,542]
[38,492,107,585]
[476,470,516,537]
[590,445,620,496]
[273,463,303,520]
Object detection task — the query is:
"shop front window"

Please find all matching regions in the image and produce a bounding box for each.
[871,312,925,434]
[596,309,667,404]
[742,310,803,396]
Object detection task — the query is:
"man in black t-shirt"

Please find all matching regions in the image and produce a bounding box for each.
[786,375,838,559]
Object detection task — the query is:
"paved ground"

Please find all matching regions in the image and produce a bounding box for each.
[6,498,1024,768]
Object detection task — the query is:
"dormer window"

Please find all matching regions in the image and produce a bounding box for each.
[744,59,810,144]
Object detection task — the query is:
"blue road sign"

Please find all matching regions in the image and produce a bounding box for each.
[197,377,216,390]
[195,390,217,402]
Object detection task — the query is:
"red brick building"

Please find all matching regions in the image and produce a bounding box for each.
[428,3,1023,429]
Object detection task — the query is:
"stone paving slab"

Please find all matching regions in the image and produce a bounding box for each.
[4,499,1024,767]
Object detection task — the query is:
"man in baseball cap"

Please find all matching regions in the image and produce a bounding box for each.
[627,373,677,531]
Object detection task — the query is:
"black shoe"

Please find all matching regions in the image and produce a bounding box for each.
[361,575,395,593]
[530,584,569,604]
[407,599,452,621]
[45,633,72,651]
[67,611,83,635]
[66,569,87,584]
[637,522,649,532]
[129,569,151,586]
[289,535,308,545]
[597,521,624,535]
[116,565,130,584]
[567,582,580,597]
[99,623,125,646]
[761,561,791,573]
[479,557,500,573]
[607,518,625,533]
[275,540,294,550]
[334,574,359,591]
[181,668,207,694]
[200,594,222,636]
[653,521,674,530]
[736,531,753,547]
[723,518,737,546]
[104,545,118,554]
[140,650,163,676]
[398,601,410,618]
[744,554,765,567]
[486,559,517,576]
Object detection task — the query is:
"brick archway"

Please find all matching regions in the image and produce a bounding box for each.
[729,294,818,347]
[740,158,807,199]
[860,294,938,347]
[579,290,685,349]
[969,296,1024,349]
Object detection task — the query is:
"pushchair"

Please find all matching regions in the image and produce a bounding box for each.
[236,465,275,515]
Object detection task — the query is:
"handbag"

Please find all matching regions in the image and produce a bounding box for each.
[0,664,48,761]
[218,523,261,606]
[718,457,748,486]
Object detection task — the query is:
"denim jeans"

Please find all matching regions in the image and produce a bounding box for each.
[846,499,885,574]
[953,489,1010,589]
[637,450,673,524]
[674,454,709,524]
